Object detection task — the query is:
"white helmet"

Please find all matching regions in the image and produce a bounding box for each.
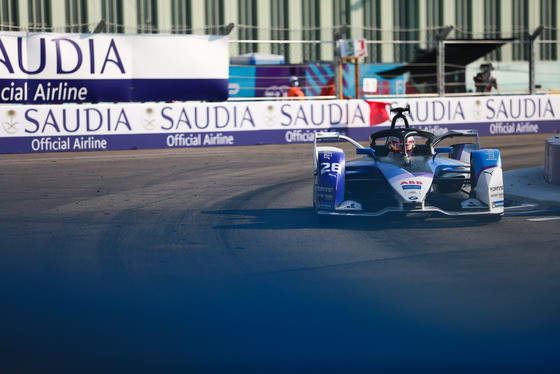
[387,136,415,155]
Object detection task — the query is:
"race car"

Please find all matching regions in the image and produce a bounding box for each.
[313,106,504,220]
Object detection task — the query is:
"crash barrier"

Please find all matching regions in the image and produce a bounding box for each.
[545,135,560,185]
[1,94,559,154]
[0,32,229,104]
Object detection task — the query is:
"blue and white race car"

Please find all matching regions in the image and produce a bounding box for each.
[313,106,504,221]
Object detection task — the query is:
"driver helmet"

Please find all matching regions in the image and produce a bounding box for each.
[387,136,415,155]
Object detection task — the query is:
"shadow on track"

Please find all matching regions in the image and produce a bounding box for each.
[202,207,498,231]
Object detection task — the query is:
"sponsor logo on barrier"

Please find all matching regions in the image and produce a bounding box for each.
[2,94,559,154]
[415,125,449,136]
[280,102,367,127]
[1,82,89,102]
[0,32,229,103]
[0,101,369,137]
[285,130,316,142]
[3,109,18,134]
[390,96,555,126]
[0,36,125,76]
[166,133,234,147]
[1,82,26,101]
[161,105,257,130]
[397,100,466,123]
[0,35,124,103]
[31,136,108,151]
[489,122,539,134]
[485,97,554,120]
[23,107,132,134]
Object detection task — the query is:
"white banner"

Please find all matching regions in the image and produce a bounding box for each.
[1,95,559,153]
[2,95,559,137]
[0,32,229,103]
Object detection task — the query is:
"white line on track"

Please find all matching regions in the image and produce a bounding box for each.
[527,217,560,222]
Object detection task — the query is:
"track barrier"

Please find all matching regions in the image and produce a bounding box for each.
[1,95,559,154]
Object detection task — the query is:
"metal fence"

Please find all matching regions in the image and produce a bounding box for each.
[1,21,558,99]
[228,24,560,100]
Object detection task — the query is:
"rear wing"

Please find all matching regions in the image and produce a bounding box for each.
[314,132,364,149]
[433,129,480,148]
[432,129,480,163]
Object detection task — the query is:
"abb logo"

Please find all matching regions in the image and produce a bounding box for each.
[400,181,423,185]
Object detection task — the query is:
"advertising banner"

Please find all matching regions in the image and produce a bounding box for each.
[0,32,229,104]
[1,95,559,154]
[227,63,406,99]
[387,95,559,136]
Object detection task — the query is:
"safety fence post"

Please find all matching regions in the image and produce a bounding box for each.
[529,25,544,95]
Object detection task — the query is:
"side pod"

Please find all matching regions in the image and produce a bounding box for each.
[315,147,345,212]
[471,149,504,214]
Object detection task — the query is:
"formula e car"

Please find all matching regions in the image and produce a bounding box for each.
[313,106,504,220]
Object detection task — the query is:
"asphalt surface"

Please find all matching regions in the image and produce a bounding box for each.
[500,133,560,210]
[0,133,559,374]
[504,167,560,207]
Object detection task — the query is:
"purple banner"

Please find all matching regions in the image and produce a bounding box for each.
[0,78,228,104]
[0,131,298,153]
[2,119,559,155]
[0,32,229,104]
[255,66,306,98]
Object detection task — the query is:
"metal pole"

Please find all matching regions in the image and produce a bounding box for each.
[93,20,106,33]
[334,42,342,99]
[529,25,544,95]
[437,38,445,97]
[355,58,359,98]
[333,25,349,100]
[436,26,453,97]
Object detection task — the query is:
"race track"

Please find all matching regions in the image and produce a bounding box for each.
[1,134,559,373]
